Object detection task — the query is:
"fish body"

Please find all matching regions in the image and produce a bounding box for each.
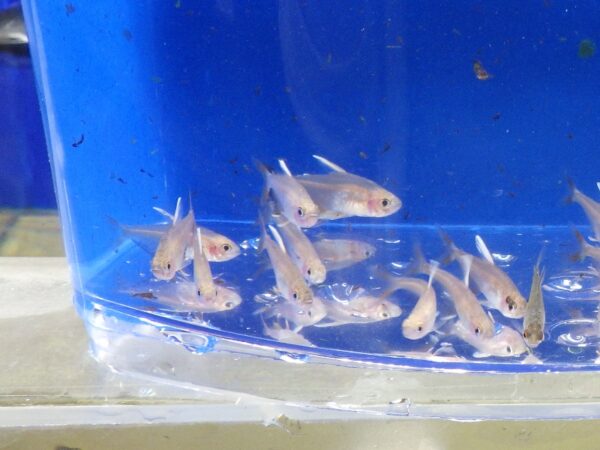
[258,219,314,305]
[313,238,376,271]
[151,198,196,280]
[567,180,600,241]
[255,158,319,228]
[258,296,327,328]
[296,155,402,219]
[441,232,526,319]
[380,273,437,340]
[410,246,495,339]
[271,211,326,285]
[262,319,314,347]
[193,227,218,301]
[154,280,241,313]
[523,252,546,348]
[318,294,402,327]
[572,228,600,262]
[453,322,527,358]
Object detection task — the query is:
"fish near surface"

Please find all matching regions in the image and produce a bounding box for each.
[453,321,527,358]
[567,180,600,241]
[571,228,600,263]
[313,238,376,271]
[258,217,314,305]
[254,158,319,228]
[296,155,402,220]
[257,296,327,328]
[151,197,196,280]
[378,268,437,340]
[262,318,314,347]
[153,280,241,313]
[440,231,527,319]
[193,227,218,302]
[409,245,495,339]
[317,292,402,327]
[523,250,546,348]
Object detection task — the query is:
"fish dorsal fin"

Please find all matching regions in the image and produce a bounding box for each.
[278,159,293,177]
[153,207,175,222]
[463,254,473,286]
[428,261,439,289]
[475,234,495,265]
[268,224,287,253]
[312,154,347,173]
[173,197,183,224]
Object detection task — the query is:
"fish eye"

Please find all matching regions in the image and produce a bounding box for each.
[307,268,312,276]
[297,207,305,217]
[506,345,512,354]
[225,301,234,309]
[381,311,389,318]
[523,331,529,338]
[292,292,298,300]
[197,289,202,296]
[308,310,312,317]
[365,250,371,257]
[167,263,172,270]
[222,244,231,252]
[381,198,390,208]
[474,327,481,335]
[417,326,423,332]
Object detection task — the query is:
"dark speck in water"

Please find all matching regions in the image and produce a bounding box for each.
[508,191,516,198]
[492,112,501,120]
[567,132,573,140]
[140,168,154,178]
[65,3,75,15]
[578,39,595,59]
[133,291,157,300]
[72,134,84,148]
[152,195,159,200]
[254,86,262,96]
[359,151,368,160]
[117,177,127,184]
[123,29,133,41]
[381,142,391,154]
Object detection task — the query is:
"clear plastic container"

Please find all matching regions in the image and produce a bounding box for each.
[22,0,600,414]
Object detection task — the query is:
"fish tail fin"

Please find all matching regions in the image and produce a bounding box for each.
[570,227,588,262]
[427,261,439,289]
[564,177,579,205]
[406,242,428,275]
[253,158,274,205]
[312,154,347,173]
[437,228,459,265]
[370,265,396,299]
[257,214,268,254]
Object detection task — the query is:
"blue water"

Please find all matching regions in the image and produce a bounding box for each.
[20,0,600,373]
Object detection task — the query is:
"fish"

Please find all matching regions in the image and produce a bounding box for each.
[258,216,314,305]
[257,296,327,328]
[152,207,240,262]
[378,269,437,340]
[316,291,402,327]
[155,280,241,313]
[409,244,495,339]
[440,231,527,319]
[254,158,319,228]
[262,318,315,347]
[266,201,326,285]
[453,321,528,358]
[192,227,218,301]
[473,60,492,80]
[295,155,402,220]
[523,250,546,348]
[313,238,376,271]
[567,180,600,241]
[571,228,600,263]
[151,197,196,280]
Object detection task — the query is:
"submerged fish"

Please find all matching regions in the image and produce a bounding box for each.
[255,158,319,228]
[379,269,437,340]
[410,245,495,339]
[523,250,546,348]
[440,232,527,319]
[192,227,218,301]
[316,292,402,327]
[153,280,241,313]
[151,197,196,280]
[268,202,326,285]
[258,217,314,305]
[262,318,314,347]
[453,321,527,358]
[257,296,327,328]
[296,155,402,220]
[313,238,376,271]
[571,228,600,263]
[567,180,600,241]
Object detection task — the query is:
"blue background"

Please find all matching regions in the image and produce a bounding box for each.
[18,0,600,263]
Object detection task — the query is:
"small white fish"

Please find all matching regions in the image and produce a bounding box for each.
[317,290,401,327]
[262,318,314,347]
[254,158,319,228]
[410,245,495,339]
[440,231,527,319]
[571,228,600,263]
[193,227,218,302]
[296,155,402,219]
[567,180,600,241]
[258,216,314,305]
[453,321,528,358]
[257,296,327,328]
[154,280,241,313]
[151,197,196,280]
[268,202,326,285]
[313,238,376,271]
[523,250,546,348]
[379,269,437,340]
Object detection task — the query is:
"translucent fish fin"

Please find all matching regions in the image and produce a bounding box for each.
[597,181,600,192]
[475,234,495,265]
[153,207,175,222]
[406,242,427,275]
[195,227,203,253]
[428,261,439,289]
[473,352,490,359]
[173,196,183,224]
[268,224,287,254]
[570,227,587,262]
[278,159,293,177]
[314,320,349,328]
[564,177,578,205]
[463,254,473,286]
[438,228,459,264]
[312,154,347,173]
[487,310,496,324]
